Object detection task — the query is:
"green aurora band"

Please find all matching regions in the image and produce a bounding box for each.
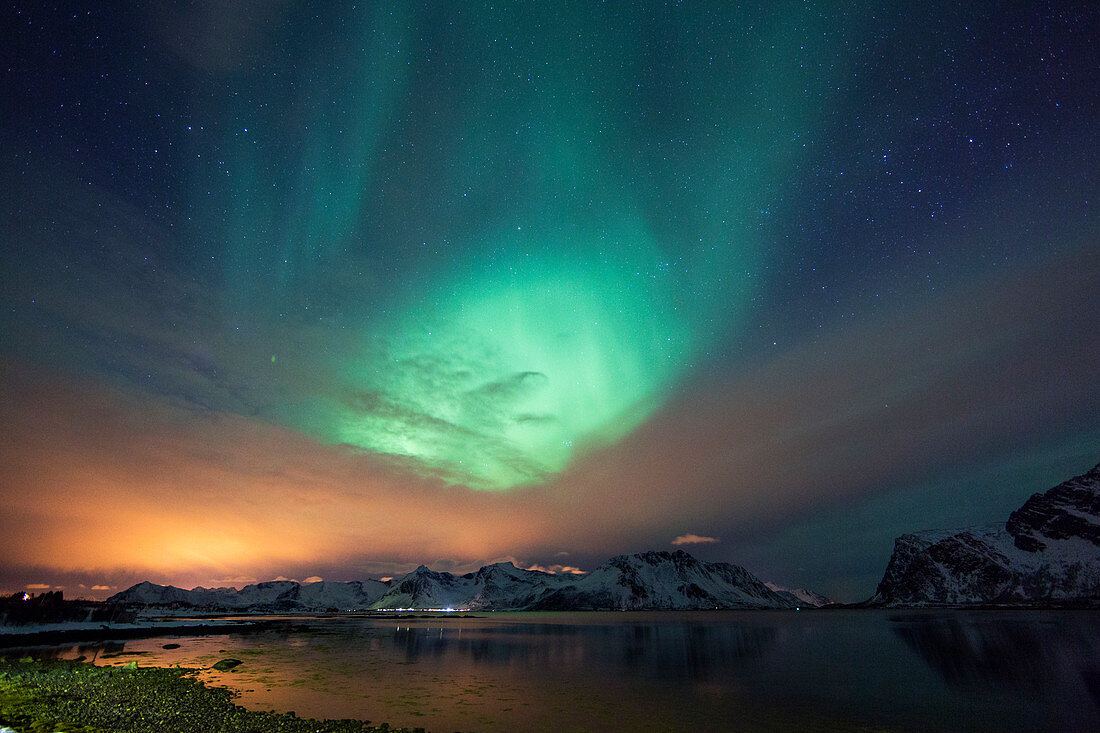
[193,2,864,488]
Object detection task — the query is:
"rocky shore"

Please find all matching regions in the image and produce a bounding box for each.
[0,657,426,733]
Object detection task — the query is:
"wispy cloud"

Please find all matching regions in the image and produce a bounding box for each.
[212,576,258,586]
[671,534,719,546]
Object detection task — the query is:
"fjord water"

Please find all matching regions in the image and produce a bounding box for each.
[43,611,1100,732]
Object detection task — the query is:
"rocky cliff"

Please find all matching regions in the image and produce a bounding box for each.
[869,462,1100,606]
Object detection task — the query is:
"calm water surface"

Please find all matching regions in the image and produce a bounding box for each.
[22,610,1100,732]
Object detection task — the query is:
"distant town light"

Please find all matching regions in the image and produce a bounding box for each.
[376,607,469,613]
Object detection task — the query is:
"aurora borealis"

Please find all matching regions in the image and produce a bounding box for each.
[1,1,1097,601]
[184,0,819,489]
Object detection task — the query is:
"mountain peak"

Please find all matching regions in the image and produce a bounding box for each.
[1005,461,1100,552]
[610,550,693,566]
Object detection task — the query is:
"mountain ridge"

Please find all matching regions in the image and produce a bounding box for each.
[109,550,830,612]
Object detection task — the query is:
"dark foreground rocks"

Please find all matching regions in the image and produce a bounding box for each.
[210,658,243,671]
[0,657,425,733]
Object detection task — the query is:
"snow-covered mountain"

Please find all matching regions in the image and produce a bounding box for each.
[764,583,833,607]
[111,578,392,612]
[367,562,570,611]
[529,551,797,610]
[109,550,801,611]
[868,462,1100,606]
[466,562,566,609]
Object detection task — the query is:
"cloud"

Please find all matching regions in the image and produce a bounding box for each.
[149,1,297,74]
[212,576,258,586]
[671,534,720,546]
[90,585,112,591]
[25,583,52,590]
[303,576,323,584]
[526,564,586,575]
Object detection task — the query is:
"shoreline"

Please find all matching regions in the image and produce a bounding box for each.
[0,656,428,733]
[0,619,279,648]
[0,613,495,648]
[4,603,1096,649]
[0,611,297,647]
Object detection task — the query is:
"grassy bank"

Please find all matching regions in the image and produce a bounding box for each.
[0,657,425,733]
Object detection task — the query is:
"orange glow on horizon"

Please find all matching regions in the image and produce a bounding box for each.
[0,362,552,582]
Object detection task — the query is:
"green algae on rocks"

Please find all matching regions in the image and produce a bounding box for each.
[0,658,425,733]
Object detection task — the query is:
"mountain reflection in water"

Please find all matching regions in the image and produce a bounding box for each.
[892,611,1100,705]
[391,620,777,682]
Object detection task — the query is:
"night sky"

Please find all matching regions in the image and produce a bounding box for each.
[1,1,1097,601]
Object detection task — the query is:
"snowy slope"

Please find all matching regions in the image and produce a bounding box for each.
[764,583,833,607]
[369,566,473,610]
[869,462,1100,606]
[296,580,391,610]
[465,562,569,610]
